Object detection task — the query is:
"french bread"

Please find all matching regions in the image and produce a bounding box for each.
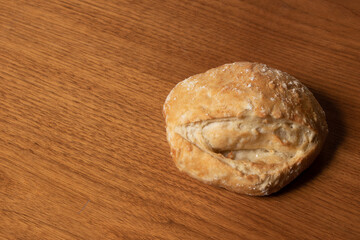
[163,62,328,196]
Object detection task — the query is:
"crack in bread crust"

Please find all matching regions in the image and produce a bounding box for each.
[175,116,316,175]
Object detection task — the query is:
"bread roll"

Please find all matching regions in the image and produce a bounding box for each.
[163,62,328,196]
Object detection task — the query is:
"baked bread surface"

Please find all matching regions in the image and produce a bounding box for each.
[163,62,328,195]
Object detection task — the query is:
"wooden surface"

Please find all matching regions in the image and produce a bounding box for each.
[1,0,359,239]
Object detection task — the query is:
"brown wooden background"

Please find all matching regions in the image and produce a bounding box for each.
[1,0,359,239]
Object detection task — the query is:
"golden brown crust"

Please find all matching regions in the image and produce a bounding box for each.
[163,62,328,196]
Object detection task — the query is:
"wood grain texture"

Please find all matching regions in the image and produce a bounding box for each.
[0,0,359,239]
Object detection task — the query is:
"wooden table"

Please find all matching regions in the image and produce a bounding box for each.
[1,0,359,239]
